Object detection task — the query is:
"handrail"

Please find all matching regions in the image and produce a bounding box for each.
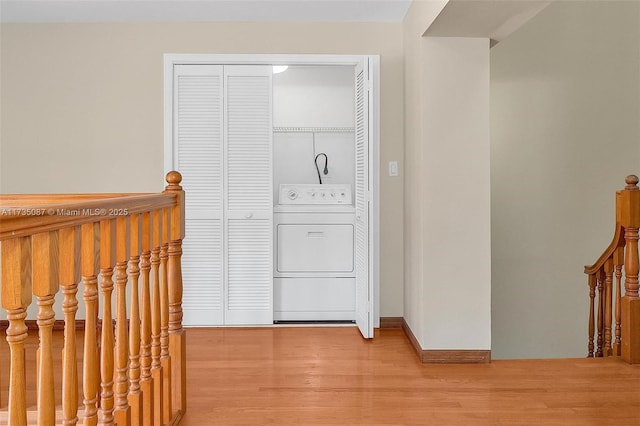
[584,174,639,364]
[1,193,178,240]
[585,188,626,275]
[0,171,186,426]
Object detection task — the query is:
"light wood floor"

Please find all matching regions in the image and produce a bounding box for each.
[2,326,640,425]
[180,327,640,425]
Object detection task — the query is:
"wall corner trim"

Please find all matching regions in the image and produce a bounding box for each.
[401,318,491,364]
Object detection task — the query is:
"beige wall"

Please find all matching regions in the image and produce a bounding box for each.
[403,1,492,350]
[402,0,448,345]
[420,36,491,349]
[491,0,640,358]
[0,22,405,318]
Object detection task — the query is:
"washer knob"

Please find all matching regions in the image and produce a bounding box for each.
[287,190,298,200]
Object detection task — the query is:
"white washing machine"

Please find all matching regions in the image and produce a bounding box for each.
[274,184,356,321]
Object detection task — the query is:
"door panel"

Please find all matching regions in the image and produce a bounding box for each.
[354,60,373,338]
[174,65,224,325]
[224,65,273,325]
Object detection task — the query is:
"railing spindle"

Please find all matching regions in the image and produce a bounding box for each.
[596,268,605,357]
[59,226,81,425]
[81,222,100,426]
[614,247,624,356]
[99,219,116,425]
[604,258,614,356]
[128,214,143,426]
[587,273,596,357]
[140,212,154,425]
[1,237,32,426]
[151,209,164,426]
[113,217,131,425]
[33,231,60,426]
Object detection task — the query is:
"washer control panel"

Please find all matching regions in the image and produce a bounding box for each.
[279,184,352,205]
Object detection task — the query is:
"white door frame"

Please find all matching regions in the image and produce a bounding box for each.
[164,53,381,328]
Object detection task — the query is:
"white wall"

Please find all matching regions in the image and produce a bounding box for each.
[420,37,491,349]
[491,0,640,358]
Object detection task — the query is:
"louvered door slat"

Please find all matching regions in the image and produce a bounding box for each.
[182,220,224,325]
[224,66,273,325]
[226,72,272,211]
[174,65,224,325]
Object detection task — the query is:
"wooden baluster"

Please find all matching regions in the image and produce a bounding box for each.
[165,171,187,415]
[613,247,624,356]
[587,273,596,357]
[604,258,614,356]
[596,268,605,357]
[32,231,60,426]
[151,209,164,426]
[128,214,143,426]
[113,217,131,425]
[1,237,32,426]
[59,226,81,425]
[140,212,154,425]
[621,175,640,363]
[160,207,172,424]
[99,219,116,425]
[82,223,100,426]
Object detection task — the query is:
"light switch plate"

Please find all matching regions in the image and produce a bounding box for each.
[388,161,398,177]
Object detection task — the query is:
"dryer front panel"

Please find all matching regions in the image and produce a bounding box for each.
[276,224,354,274]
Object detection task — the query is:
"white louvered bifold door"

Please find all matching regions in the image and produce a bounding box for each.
[354,60,373,338]
[223,65,273,325]
[173,65,225,325]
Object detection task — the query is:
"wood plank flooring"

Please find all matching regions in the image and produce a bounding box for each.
[2,326,640,425]
[180,327,640,425]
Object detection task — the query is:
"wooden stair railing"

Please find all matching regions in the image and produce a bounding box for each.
[584,174,639,364]
[0,171,186,425]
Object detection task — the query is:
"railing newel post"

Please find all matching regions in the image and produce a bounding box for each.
[160,207,172,424]
[621,175,640,364]
[1,236,32,426]
[164,171,187,417]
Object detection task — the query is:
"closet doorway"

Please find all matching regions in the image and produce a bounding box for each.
[163,54,379,339]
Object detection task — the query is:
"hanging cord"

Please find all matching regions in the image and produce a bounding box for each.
[314,153,328,184]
